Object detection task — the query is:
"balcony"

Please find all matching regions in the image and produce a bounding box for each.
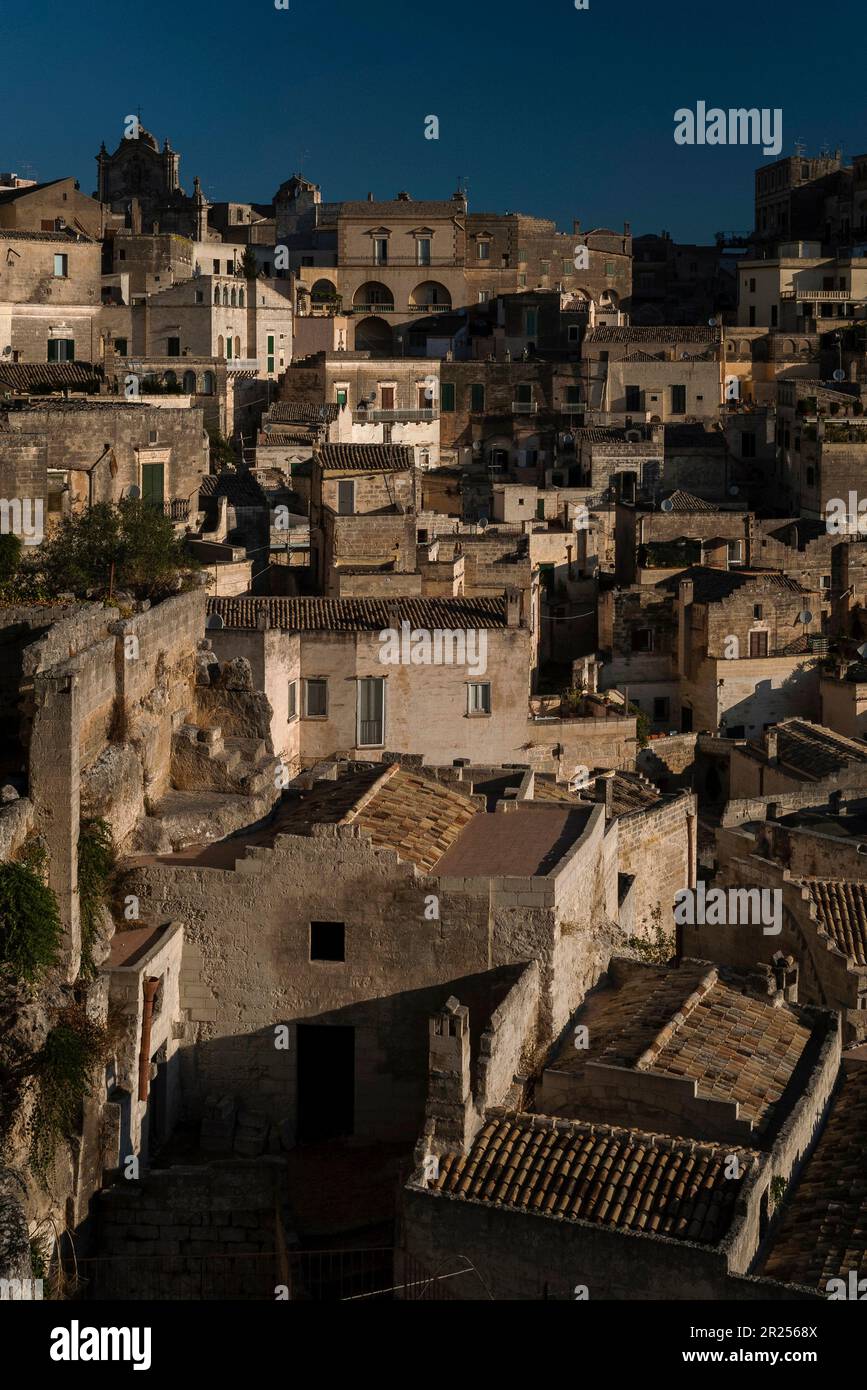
[780,289,851,301]
[370,408,437,423]
[512,401,538,413]
[350,303,394,314]
[226,358,260,371]
[148,498,191,521]
[408,303,453,314]
[350,256,460,268]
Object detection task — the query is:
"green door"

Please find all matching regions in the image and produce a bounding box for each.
[141,463,165,507]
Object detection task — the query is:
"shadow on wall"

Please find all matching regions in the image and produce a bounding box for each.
[719,667,821,742]
[177,963,531,1152]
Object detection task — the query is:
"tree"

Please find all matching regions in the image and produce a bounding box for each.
[0,533,22,588]
[38,499,197,601]
[240,246,259,280]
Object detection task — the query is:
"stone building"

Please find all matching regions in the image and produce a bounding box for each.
[728,718,867,800]
[0,176,107,240]
[309,442,419,595]
[0,228,102,363]
[95,126,205,239]
[403,956,839,1299]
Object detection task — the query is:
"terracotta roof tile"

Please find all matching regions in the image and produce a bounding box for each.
[318,443,414,472]
[208,594,508,632]
[800,880,867,966]
[434,1110,755,1244]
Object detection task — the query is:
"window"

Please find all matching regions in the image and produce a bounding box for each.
[167,337,180,357]
[631,628,654,652]
[53,253,68,278]
[770,305,778,327]
[467,682,491,715]
[820,574,831,590]
[336,387,348,407]
[749,278,756,292]
[213,259,220,275]
[417,237,431,266]
[115,338,128,355]
[565,384,580,404]
[441,382,455,412]
[373,237,388,265]
[118,248,126,261]
[749,630,769,658]
[195,290,204,304]
[625,385,641,411]
[728,540,744,566]
[47,339,74,362]
[605,260,615,274]
[741,432,756,458]
[202,371,215,395]
[470,383,485,413]
[806,466,815,486]
[310,921,345,963]
[357,676,385,746]
[671,385,687,414]
[288,680,298,721]
[749,306,756,326]
[337,479,355,515]
[267,334,275,374]
[478,289,490,303]
[477,241,491,260]
[525,309,538,338]
[304,678,328,717]
[653,697,670,722]
[568,325,580,343]
[540,260,550,276]
[515,383,533,404]
[754,604,763,619]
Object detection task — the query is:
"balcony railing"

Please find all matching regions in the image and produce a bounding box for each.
[226,358,261,370]
[512,401,538,413]
[151,498,191,520]
[370,408,437,422]
[408,303,453,313]
[350,303,394,314]
[780,289,851,301]
[349,257,460,268]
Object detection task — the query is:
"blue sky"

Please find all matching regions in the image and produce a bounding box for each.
[3,0,865,243]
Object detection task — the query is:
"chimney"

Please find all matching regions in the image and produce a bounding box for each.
[367,192,374,202]
[766,728,779,764]
[594,771,615,820]
[505,586,522,627]
[427,997,475,1152]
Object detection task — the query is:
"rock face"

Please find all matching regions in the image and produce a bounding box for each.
[219,658,254,692]
[80,745,145,848]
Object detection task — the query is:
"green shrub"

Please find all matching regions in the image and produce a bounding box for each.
[28,1006,110,1181]
[0,862,62,982]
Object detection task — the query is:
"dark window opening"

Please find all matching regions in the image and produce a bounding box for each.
[310,921,345,962]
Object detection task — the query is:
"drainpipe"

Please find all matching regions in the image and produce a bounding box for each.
[138,977,160,1103]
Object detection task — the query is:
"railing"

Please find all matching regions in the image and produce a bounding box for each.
[370,408,437,422]
[512,401,538,413]
[780,289,851,301]
[226,357,261,370]
[60,1247,456,1301]
[408,303,453,313]
[146,498,191,520]
[350,303,394,314]
[346,257,460,268]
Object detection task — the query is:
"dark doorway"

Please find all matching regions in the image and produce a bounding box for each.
[297,1025,355,1142]
[681,705,693,733]
[148,1045,169,1153]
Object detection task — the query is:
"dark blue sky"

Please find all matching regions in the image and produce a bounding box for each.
[3,0,865,243]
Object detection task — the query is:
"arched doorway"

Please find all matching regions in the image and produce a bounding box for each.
[355,316,393,354]
[353,281,394,313]
[410,280,452,312]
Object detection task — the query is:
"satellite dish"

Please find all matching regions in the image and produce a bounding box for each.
[681,352,690,360]
[206,613,224,630]
[126,484,141,500]
[729,485,739,496]
[857,642,867,658]
[708,318,717,327]
[833,369,846,382]
[563,432,574,446]
[625,429,641,443]
[478,515,489,529]
[660,499,674,513]
[798,610,813,625]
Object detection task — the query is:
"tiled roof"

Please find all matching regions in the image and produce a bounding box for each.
[662,489,716,513]
[648,976,811,1130]
[762,1065,867,1290]
[574,426,631,443]
[544,960,812,1134]
[770,719,867,779]
[664,424,726,449]
[0,227,94,242]
[432,1109,756,1243]
[656,566,807,603]
[801,881,867,966]
[317,443,415,473]
[623,350,666,362]
[209,594,508,632]
[249,763,477,871]
[0,361,103,393]
[269,402,339,424]
[586,326,719,344]
[339,200,464,218]
[9,398,145,411]
[533,770,662,818]
[198,470,267,506]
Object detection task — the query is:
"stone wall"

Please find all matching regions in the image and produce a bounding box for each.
[615,793,696,934]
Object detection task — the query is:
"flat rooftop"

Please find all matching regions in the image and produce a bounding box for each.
[436,805,592,878]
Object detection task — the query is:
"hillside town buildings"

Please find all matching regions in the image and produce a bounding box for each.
[2,121,867,1318]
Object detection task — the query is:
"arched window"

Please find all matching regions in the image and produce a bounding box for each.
[222,287,229,306]
[230,288,237,307]
[234,336,241,358]
[238,289,244,307]
[183,370,197,394]
[217,335,224,357]
[164,370,177,388]
[202,371,215,395]
[213,286,220,305]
